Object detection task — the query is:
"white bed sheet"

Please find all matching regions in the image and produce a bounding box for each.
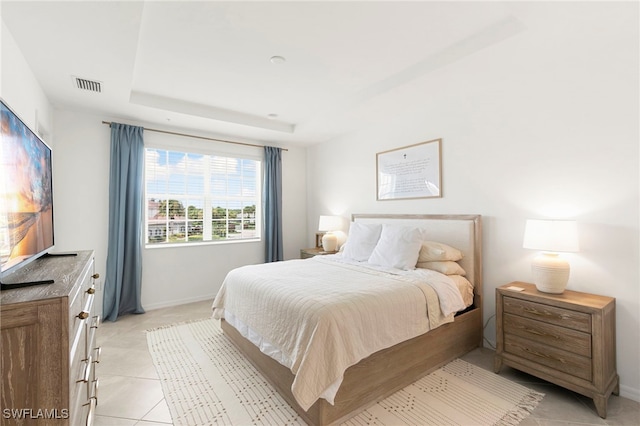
[212,255,466,411]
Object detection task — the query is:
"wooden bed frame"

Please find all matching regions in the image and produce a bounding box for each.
[221,214,483,425]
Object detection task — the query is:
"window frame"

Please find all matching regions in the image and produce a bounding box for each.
[144,144,262,248]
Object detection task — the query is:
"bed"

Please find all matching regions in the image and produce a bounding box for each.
[213,214,483,425]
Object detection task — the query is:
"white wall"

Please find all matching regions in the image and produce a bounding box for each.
[1,21,52,143]
[307,3,640,401]
[51,112,308,311]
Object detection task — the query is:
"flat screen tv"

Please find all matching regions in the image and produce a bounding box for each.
[0,98,55,282]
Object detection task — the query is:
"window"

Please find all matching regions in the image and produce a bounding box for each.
[145,148,261,246]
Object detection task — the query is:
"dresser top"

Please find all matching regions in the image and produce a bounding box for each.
[0,250,94,305]
[499,281,615,311]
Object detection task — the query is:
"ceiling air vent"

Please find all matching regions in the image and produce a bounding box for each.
[73,76,102,93]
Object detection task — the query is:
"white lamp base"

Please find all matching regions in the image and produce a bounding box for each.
[322,233,338,252]
[531,252,570,294]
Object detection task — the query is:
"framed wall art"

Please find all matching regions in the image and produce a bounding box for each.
[376,138,442,200]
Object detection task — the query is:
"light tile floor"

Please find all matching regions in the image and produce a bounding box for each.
[95,300,640,425]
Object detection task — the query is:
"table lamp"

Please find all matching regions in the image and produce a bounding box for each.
[523,219,579,294]
[318,215,341,252]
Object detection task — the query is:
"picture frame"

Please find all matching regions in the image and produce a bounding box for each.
[376,138,442,200]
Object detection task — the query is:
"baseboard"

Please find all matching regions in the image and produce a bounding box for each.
[620,384,640,402]
[143,294,215,311]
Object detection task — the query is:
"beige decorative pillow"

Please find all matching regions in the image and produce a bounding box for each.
[448,275,474,307]
[416,260,466,276]
[417,241,463,262]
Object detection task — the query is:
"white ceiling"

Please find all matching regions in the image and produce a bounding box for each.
[1,1,527,146]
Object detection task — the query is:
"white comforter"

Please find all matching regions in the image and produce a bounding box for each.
[211,255,465,411]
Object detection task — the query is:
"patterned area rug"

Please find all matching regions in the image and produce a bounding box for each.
[146,318,543,425]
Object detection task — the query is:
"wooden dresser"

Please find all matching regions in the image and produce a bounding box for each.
[1,251,100,425]
[495,282,618,418]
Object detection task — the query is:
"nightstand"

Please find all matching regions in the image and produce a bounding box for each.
[495,282,618,418]
[300,247,337,259]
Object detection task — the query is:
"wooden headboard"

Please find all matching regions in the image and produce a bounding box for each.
[352,214,483,308]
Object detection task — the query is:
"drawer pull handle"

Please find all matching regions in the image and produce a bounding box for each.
[522,307,576,323]
[521,345,566,364]
[522,327,560,340]
[523,307,552,317]
[77,311,90,320]
[84,398,96,426]
[91,378,99,404]
[77,356,92,383]
[92,273,100,279]
[87,287,96,295]
[91,315,101,329]
[93,347,102,364]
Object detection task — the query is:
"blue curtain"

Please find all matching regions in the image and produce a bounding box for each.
[264,146,283,262]
[103,123,145,321]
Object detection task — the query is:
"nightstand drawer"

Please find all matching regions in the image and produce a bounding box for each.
[504,313,591,357]
[504,334,592,381]
[503,296,591,332]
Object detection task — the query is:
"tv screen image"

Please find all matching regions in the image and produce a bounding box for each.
[0,99,54,280]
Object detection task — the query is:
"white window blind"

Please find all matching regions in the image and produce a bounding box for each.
[145,148,261,246]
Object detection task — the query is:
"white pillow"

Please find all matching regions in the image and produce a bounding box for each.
[342,222,382,261]
[368,225,425,270]
[416,260,466,276]
[417,241,463,262]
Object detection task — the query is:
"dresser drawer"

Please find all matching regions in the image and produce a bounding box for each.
[71,360,95,426]
[87,314,100,358]
[504,333,592,381]
[69,287,87,357]
[503,296,591,332]
[70,337,91,421]
[80,270,96,313]
[504,313,592,357]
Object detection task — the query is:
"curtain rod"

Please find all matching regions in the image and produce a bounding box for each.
[101,121,288,151]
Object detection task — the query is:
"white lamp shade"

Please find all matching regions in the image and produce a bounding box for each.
[523,220,579,253]
[318,215,342,232]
